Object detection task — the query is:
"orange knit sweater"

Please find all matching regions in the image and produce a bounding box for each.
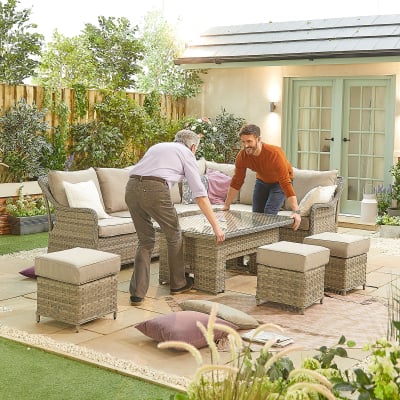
[230,143,295,198]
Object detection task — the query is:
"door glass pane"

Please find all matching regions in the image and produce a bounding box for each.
[375,110,385,132]
[375,86,386,108]
[298,109,309,129]
[362,87,373,108]
[361,110,371,131]
[349,110,360,131]
[321,87,332,107]
[350,87,361,107]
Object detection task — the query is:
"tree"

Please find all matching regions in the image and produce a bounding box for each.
[0,0,43,84]
[136,11,204,98]
[83,16,144,90]
[34,30,96,89]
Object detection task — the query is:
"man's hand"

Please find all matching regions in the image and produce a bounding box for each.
[221,204,230,211]
[214,226,225,243]
[291,212,301,230]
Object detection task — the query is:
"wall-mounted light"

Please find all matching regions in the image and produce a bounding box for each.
[269,102,277,112]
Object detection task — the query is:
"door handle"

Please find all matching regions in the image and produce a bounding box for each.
[324,138,334,141]
[343,138,351,142]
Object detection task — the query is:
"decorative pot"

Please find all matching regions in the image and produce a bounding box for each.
[379,224,400,238]
[7,215,50,235]
[388,208,400,217]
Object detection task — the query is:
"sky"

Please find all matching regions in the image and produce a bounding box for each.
[17,0,400,43]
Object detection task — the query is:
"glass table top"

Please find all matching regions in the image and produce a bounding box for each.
[178,210,293,238]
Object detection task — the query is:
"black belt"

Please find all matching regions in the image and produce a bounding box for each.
[131,175,166,184]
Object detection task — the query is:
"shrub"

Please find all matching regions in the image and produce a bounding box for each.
[0,99,51,182]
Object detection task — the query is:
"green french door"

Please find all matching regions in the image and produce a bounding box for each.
[285,77,395,215]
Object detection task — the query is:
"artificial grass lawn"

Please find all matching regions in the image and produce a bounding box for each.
[0,231,48,255]
[0,337,180,400]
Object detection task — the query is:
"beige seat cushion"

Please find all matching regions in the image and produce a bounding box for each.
[35,247,121,284]
[304,232,370,258]
[257,241,330,272]
[48,167,104,207]
[98,217,136,237]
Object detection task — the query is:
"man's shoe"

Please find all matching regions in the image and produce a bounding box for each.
[170,277,194,295]
[130,296,143,306]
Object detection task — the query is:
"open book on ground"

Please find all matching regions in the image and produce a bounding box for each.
[241,329,294,347]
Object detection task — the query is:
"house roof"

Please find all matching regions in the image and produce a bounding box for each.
[175,14,400,65]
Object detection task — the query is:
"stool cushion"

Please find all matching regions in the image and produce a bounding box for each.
[257,241,329,272]
[304,232,370,258]
[35,247,121,285]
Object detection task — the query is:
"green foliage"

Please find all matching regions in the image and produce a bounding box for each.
[184,109,245,163]
[332,339,400,400]
[390,160,400,207]
[376,213,400,226]
[83,16,144,90]
[374,185,393,216]
[33,30,96,89]
[93,91,177,165]
[136,11,204,98]
[43,125,69,171]
[69,121,124,169]
[72,83,88,118]
[0,0,44,84]
[0,99,51,182]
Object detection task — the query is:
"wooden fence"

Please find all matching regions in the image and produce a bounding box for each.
[0,83,187,129]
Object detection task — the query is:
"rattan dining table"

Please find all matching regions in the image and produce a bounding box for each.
[158,210,293,294]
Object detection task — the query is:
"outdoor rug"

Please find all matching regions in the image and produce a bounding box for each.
[202,292,388,350]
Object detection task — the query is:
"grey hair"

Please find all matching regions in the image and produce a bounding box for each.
[174,129,200,148]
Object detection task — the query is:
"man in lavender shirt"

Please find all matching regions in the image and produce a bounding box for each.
[125,129,225,306]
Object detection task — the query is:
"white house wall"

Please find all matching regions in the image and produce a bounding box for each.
[186,61,400,160]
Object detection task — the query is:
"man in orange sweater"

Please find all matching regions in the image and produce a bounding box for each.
[222,124,301,230]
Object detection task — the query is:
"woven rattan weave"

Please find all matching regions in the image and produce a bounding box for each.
[324,253,367,295]
[158,210,293,294]
[279,176,344,243]
[256,264,325,314]
[36,275,118,332]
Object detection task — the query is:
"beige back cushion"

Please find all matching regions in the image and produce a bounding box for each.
[96,167,130,213]
[239,169,256,205]
[284,168,338,210]
[48,167,104,207]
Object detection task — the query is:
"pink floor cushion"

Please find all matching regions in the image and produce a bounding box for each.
[135,310,237,350]
[19,266,36,279]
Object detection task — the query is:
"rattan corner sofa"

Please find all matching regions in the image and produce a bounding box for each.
[38,161,343,266]
[38,167,158,266]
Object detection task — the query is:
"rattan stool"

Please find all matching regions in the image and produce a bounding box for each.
[35,247,121,332]
[304,232,370,295]
[256,241,330,314]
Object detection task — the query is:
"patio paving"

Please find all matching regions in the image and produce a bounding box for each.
[0,222,399,388]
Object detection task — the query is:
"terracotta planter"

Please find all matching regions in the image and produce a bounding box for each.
[7,215,50,235]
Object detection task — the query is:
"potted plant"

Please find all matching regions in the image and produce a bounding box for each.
[376,213,400,238]
[374,184,393,216]
[5,185,53,235]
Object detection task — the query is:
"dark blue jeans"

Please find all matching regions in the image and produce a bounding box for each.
[252,178,285,215]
